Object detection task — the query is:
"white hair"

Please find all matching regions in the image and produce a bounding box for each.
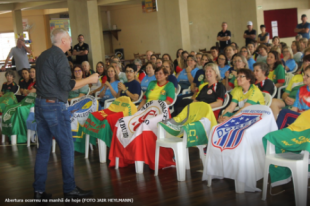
[50,28,68,45]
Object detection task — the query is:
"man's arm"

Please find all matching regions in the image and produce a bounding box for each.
[72,74,98,90]
[23,43,32,54]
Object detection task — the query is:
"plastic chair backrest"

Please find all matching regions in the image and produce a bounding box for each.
[212,92,230,111]
[14,85,20,95]
[271,84,277,98]
[176,84,181,95]
[263,92,272,107]
[86,87,90,95]
[287,63,298,74]
[182,86,191,95]
[132,90,143,104]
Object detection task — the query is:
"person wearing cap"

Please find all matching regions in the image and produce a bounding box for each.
[243,21,256,46]
[295,14,310,39]
[257,25,269,45]
[217,22,231,53]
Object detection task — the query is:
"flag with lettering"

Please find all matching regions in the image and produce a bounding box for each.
[2,93,36,143]
[203,105,278,192]
[109,100,175,170]
[0,92,18,113]
[263,109,310,187]
[78,96,137,153]
[158,102,217,147]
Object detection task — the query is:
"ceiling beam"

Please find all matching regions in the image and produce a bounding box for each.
[14,1,63,10]
[97,0,130,6]
[0,3,14,11]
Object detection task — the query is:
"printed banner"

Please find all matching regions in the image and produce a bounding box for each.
[109,100,174,170]
[2,93,36,143]
[0,92,18,113]
[263,109,310,187]
[203,105,278,192]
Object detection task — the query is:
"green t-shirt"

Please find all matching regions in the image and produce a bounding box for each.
[69,85,89,99]
[268,64,285,84]
[144,81,175,103]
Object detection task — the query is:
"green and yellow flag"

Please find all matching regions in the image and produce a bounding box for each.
[0,92,18,113]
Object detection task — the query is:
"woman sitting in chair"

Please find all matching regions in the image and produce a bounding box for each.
[141,62,156,92]
[176,55,199,91]
[0,70,18,96]
[19,68,32,95]
[137,66,175,110]
[97,65,120,107]
[253,62,275,95]
[68,65,89,102]
[218,69,265,123]
[22,68,37,96]
[116,64,141,102]
[162,60,178,91]
[173,63,226,119]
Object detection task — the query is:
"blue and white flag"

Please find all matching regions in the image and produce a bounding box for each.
[202,105,278,192]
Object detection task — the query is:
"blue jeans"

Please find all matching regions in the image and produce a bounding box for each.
[33,98,76,193]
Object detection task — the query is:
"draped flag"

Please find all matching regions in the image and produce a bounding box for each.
[0,92,18,113]
[276,109,300,129]
[80,96,137,153]
[203,105,278,192]
[263,109,310,187]
[2,93,36,143]
[66,96,99,153]
[158,102,217,147]
[109,100,175,170]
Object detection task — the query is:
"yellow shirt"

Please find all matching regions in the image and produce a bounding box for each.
[231,84,265,107]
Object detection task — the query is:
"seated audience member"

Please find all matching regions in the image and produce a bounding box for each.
[111,59,127,83]
[173,63,226,119]
[97,66,120,107]
[267,51,285,88]
[253,62,275,95]
[240,46,256,71]
[196,52,203,69]
[210,46,219,61]
[150,54,157,65]
[224,45,235,65]
[295,47,310,74]
[299,38,308,52]
[68,66,89,102]
[295,34,302,41]
[270,46,282,59]
[291,40,303,64]
[190,51,196,56]
[255,44,268,63]
[23,67,36,96]
[247,42,257,59]
[89,61,107,93]
[0,70,18,96]
[290,66,310,113]
[156,58,163,69]
[282,46,297,72]
[141,62,156,92]
[231,42,239,53]
[224,54,248,91]
[218,69,265,123]
[217,54,230,79]
[176,55,199,91]
[272,36,280,48]
[173,48,183,73]
[266,43,272,52]
[81,61,95,77]
[180,51,189,69]
[116,64,141,101]
[19,68,32,95]
[270,55,310,119]
[137,66,175,110]
[257,24,270,45]
[162,53,172,61]
[162,60,178,91]
[192,53,214,91]
[134,58,145,83]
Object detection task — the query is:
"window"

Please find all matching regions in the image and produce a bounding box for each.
[0,31,29,61]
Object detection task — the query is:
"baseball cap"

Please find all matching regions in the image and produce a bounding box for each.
[247,21,253,26]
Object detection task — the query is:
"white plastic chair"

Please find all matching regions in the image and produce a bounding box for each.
[271,84,277,98]
[133,90,143,104]
[277,73,294,99]
[182,86,191,95]
[169,93,178,113]
[14,85,20,95]
[115,157,144,174]
[154,118,210,181]
[262,140,309,206]
[85,134,106,163]
[287,63,298,74]
[69,88,91,105]
[176,84,181,95]
[263,92,272,107]
[212,92,230,111]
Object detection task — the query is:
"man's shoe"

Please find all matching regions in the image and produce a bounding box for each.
[34,192,52,199]
[64,187,93,198]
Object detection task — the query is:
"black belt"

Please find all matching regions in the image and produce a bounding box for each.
[36,95,64,103]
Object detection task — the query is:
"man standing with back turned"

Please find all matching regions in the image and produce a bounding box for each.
[33,28,99,199]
